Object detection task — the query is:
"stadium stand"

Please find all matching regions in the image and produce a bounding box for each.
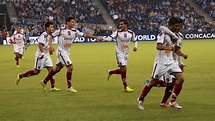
[3,0,214,36]
[100,0,214,34]
[193,0,215,21]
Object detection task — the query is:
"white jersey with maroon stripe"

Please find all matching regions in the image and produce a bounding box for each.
[52,27,84,54]
[35,31,51,57]
[11,32,25,47]
[155,32,176,65]
[110,29,136,55]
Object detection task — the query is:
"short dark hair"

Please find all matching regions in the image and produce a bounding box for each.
[168,17,182,25]
[120,19,128,26]
[45,22,53,30]
[66,17,75,24]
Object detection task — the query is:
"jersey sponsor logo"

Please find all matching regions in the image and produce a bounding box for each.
[124,33,127,38]
[121,40,129,42]
[122,45,128,49]
[64,44,71,47]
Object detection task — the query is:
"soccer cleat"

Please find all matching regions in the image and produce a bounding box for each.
[16,65,20,68]
[67,87,77,93]
[169,101,182,109]
[50,87,61,91]
[15,74,21,85]
[160,102,170,108]
[40,80,46,91]
[137,97,144,110]
[107,70,111,81]
[124,86,133,92]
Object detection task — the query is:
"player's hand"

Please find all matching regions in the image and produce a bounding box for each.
[133,47,137,52]
[166,45,175,51]
[183,54,188,59]
[96,36,103,41]
[38,52,45,59]
[172,36,178,43]
[49,47,55,55]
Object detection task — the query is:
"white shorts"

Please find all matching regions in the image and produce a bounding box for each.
[34,55,53,70]
[151,62,182,80]
[160,72,175,83]
[13,44,24,55]
[56,51,72,66]
[116,53,128,67]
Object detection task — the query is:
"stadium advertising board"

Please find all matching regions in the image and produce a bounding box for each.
[184,33,215,39]
[3,32,214,45]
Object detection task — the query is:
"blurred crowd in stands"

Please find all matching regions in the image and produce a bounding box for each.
[4,0,215,36]
[194,0,215,21]
[101,0,214,34]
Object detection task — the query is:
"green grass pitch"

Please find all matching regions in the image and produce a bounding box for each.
[0,39,215,121]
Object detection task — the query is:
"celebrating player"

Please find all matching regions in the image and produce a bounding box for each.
[15,22,61,91]
[137,17,185,109]
[40,17,101,93]
[10,24,26,67]
[102,19,138,92]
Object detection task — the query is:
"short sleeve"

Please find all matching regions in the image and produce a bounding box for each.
[38,34,45,44]
[157,33,165,44]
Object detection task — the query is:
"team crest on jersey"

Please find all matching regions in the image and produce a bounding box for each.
[18,35,20,38]
[68,31,71,35]
[124,33,127,38]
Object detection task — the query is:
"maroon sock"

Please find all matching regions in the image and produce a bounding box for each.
[15,57,19,65]
[139,85,152,101]
[161,85,174,103]
[44,70,56,84]
[171,84,182,102]
[67,71,72,88]
[154,80,165,87]
[19,70,36,78]
[121,71,127,89]
[50,76,55,88]
[109,69,121,75]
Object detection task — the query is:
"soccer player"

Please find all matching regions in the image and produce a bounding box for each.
[15,22,61,91]
[137,17,185,110]
[102,19,138,92]
[41,17,101,93]
[10,25,26,67]
[151,24,188,108]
